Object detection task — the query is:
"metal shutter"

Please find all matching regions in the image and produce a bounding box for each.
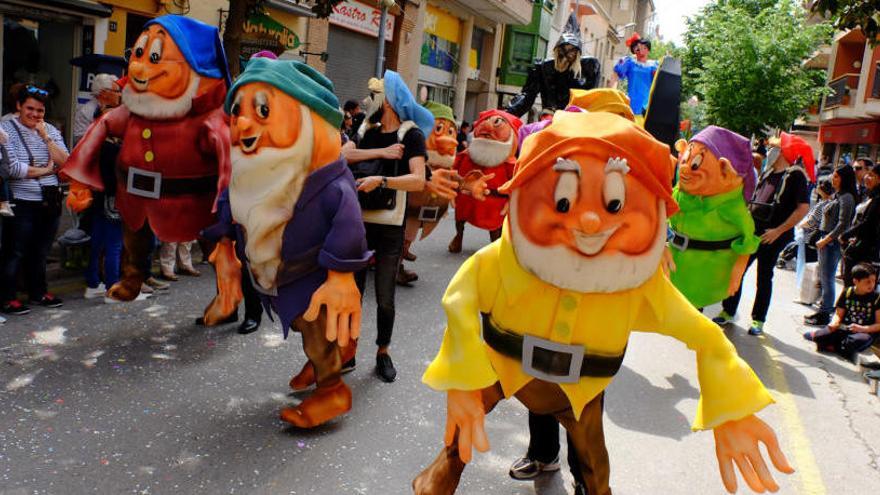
[325,26,379,107]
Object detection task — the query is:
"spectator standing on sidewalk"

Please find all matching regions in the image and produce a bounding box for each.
[805,165,858,325]
[0,128,12,217]
[158,240,201,281]
[841,161,880,287]
[713,133,811,335]
[0,85,68,315]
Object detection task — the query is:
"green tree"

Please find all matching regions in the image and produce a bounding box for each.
[684,0,831,136]
[812,0,880,46]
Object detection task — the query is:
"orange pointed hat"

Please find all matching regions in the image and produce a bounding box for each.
[500,111,678,216]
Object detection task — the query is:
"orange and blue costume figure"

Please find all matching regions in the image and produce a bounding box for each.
[62,15,240,323]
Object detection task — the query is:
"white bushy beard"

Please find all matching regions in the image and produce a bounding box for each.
[426,149,455,168]
[229,105,315,291]
[122,72,200,119]
[469,135,514,167]
[508,192,667,293]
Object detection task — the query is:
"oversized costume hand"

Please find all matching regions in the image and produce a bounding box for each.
[66,179,94,213]
[728,255,749,296]
[444,390,490,463]
[713,415,794,493]
[426,169,494,205]
[303,270,362,347]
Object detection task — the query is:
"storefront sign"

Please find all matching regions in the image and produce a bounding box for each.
[329,0,394,41]
[820,121,880,144]
[243,13,300,51]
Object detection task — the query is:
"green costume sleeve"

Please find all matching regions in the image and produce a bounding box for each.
[717,199,759,255]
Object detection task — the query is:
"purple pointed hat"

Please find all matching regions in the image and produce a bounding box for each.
[691,125,756,200]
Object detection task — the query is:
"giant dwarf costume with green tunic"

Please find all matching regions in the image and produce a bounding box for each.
[669,126,760,308]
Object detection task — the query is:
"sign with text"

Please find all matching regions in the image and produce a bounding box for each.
[243,13,300,51]
[330,0,394,42]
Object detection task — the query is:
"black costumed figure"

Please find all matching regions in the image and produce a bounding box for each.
[505,13,601,117]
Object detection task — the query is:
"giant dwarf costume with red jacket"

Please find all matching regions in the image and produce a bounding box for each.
[453,110,522,232]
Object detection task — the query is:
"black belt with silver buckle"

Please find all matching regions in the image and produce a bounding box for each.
[119,167,218,199]
[481,313,625,382]
[669,229,737,252]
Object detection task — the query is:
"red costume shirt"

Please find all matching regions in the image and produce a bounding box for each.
[63,83,230,242]
[453,152,515,231]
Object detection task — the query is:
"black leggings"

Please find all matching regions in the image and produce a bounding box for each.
[722,232,792,323]
[354,223,404,348]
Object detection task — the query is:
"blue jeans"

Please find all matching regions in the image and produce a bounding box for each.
[0,200,61,301]
[84,209,123,288]
[817,239,842,314]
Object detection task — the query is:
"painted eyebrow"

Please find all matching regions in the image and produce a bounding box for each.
[605,157,630,174]
[553,158,581,175]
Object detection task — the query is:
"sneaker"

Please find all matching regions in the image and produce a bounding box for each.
[84,283,106,299]
[144,277,170,291]
[140,283,155,295]
[341,357,356,374]
[748,320,764,336]
[37,294,63,308]
[712,311,734,325]
[508,456,561,480]
[2,300,31,315]
[375,353,397,383]
[803,330,817,341]
[0,202,13,217]
[804,312,830,326]
[0,314,6,324]
[103,292,150,304]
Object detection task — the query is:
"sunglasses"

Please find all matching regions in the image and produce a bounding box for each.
[854,166,864,171]
[26,85,49,96]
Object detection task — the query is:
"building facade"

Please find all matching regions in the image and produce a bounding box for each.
[817,28,880,166]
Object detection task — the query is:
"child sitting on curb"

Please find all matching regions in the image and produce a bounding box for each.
[804,263,880,362]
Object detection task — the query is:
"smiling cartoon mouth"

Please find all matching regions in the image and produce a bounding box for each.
[572,225,620,256]
[240,134,260,153]
[130,72,166,90]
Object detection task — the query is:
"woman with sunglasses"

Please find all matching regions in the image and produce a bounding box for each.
[0,85,69,315]
[841,162,880,287]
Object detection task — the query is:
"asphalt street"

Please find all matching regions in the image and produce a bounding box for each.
[1,218,879,495]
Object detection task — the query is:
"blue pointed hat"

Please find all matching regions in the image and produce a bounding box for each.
[383,70,434,136]
[144,15,231,86]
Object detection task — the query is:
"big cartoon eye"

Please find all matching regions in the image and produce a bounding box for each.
[603,172,626,213]
[148,38,162,64]
[435,123,444,134]
[230,93,242,116]
[254,91,270,119]
[554,172,579,213]
[690,152,704,170]
[133,35,148,58]
[492,116,504,127]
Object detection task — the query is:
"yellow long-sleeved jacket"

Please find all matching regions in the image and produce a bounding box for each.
[422,224,773,430]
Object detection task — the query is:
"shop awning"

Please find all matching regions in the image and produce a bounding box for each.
[819,120,880,144]
[266,0,316,17]
[37,0,111,17]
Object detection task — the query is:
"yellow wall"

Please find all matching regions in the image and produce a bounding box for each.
[425,5,460,43]
[267,7,308,43]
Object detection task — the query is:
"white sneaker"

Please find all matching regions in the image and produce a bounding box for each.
[0,314,6,324]
[0,202,13,217]
[84,283,107,299]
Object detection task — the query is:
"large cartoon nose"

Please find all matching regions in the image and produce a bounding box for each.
[129,61,146,79]
[235,116,253,133]
[579,211,601,234]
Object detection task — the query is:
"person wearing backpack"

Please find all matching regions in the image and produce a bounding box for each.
[713,133,811,335]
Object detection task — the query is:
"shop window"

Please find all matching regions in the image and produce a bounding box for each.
[510,32,536,75]
[420,84,454,108]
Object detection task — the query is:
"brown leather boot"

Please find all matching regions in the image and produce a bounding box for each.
[447,233,463,253]
[279,380,352,428]
[402,240,417,261]
[290,341,357,391]
[397,267,418,286]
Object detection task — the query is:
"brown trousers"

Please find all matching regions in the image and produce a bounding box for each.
[292,308,342,389]
[413,379,611,495]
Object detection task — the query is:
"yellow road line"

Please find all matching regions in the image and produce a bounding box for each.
[762,338,826,494]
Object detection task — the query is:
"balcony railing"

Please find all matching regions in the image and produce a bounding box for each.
[823,73,860,110]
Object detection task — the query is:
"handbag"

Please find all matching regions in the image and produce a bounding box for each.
[352,133,407,226]
[11,121,62,216]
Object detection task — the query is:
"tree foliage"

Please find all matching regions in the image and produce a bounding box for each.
[683,0,832,137]
[811,0,880,46]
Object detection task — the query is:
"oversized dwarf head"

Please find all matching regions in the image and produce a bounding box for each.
[499,111,677,293]
[423,101,458,169]
[675,125,756,200]
[358,70,434,139]
[123,15,230,120]
[766,132,816,182]
[469,110,522,168]
[224,58,343,290]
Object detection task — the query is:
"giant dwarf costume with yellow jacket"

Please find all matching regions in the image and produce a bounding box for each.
[423,111,772,428]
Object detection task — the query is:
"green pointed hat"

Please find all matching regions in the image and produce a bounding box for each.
[423,101,455,123]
